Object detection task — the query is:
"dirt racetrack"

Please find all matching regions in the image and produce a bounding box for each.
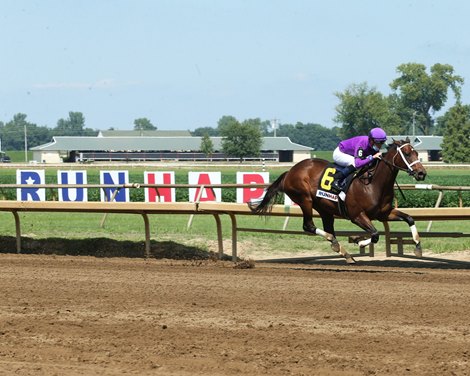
[1,252,470,375]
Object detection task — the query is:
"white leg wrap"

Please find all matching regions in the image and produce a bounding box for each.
[358,238,372,247]
[315,228,327,238]
[410,225,420,243]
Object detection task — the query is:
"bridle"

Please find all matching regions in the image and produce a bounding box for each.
[371,142,422,201]
[393,143,422,175]
[380,143,421,176]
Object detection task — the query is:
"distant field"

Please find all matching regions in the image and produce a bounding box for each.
[311,150,332,160]
[1,151,32,163]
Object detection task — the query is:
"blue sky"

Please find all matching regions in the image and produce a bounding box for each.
[1,0,469,131]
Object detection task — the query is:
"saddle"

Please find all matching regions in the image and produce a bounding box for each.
[316,163,358,218]
[318,163,355,196]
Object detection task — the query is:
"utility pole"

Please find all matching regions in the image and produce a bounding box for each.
[24,123,28,162]
[270,118,279,137]
[412,111,416,138]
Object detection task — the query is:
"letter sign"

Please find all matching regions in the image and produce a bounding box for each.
[100,171,129,202]
[16,170,46,201]
[236,172,269,203]
[188,172,221,202]
[58,170,88,201]
[144,171,175,202]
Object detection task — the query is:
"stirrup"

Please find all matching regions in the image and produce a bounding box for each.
[331,180,344,192]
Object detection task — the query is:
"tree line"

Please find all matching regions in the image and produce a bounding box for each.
[0,114,157,151]
[196,63,469,162]
[334,63,470,163]
[1,62,469,162]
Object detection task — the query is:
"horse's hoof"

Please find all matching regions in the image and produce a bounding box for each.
[330,241,340,253]
[414,243,422,257]
[350,235,361,244]
[345,256,356,264]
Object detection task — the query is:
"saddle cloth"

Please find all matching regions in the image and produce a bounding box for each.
[315,163,356,218]
[319,163,354,192]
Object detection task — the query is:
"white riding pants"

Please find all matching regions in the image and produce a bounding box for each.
[333,147,356,168]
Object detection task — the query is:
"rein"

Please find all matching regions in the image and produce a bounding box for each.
[361,157,407,201]
[357,142,420,203]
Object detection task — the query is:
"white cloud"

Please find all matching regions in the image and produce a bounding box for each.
[32,79,141,90]
[293,72,310,82]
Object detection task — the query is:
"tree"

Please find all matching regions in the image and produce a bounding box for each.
[53,112,96,136]
[0,113,51,150]
[220,117,262,161]
[440,103,470,163]
[192,126,219,136]
[200,133,214,159]
[260,120,273,136]
[276,122,340,150]
[334,82,401,138]
[390,63,464,135]
[134,118,156,132]
[55,112,85,135]
[217,115,239,135]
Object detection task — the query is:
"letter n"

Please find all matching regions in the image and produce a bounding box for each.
[99,171,129,202]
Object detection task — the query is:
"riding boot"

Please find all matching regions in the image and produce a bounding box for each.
[332,165,356,192]
[342,164,357,179]
[331,170,345,192]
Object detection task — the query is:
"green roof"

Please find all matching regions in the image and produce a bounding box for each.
[98,130,192,137]
[31,136,313,152]
[388,135,443,151]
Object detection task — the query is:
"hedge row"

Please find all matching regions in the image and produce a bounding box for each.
[1,170,469,207]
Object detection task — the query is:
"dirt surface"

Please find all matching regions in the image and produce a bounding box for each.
[1,252,470,376]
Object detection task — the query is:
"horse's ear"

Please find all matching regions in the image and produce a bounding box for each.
[405,136,410,143]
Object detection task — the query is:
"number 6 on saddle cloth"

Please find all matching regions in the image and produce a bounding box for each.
[318,163,361,203]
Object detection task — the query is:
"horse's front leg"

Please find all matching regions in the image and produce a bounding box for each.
[350,212,380,249]
[385,208,422,257]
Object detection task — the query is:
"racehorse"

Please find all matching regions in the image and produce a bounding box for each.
[249,138,427,263]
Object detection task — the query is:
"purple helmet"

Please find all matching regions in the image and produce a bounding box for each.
[369,127,387,142]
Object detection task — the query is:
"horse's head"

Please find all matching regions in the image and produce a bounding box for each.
[384,138,427,181]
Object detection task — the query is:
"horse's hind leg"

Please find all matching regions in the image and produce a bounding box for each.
[296,196,355,264]
[296,196,321,235]
[321,214,356,264]
[298,198,332,240]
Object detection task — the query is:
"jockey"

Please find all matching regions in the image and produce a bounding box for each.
[331,127,387,192]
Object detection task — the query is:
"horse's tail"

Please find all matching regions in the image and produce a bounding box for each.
[248,171,288,215]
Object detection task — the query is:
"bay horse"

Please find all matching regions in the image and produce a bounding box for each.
[249,139,427,263]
